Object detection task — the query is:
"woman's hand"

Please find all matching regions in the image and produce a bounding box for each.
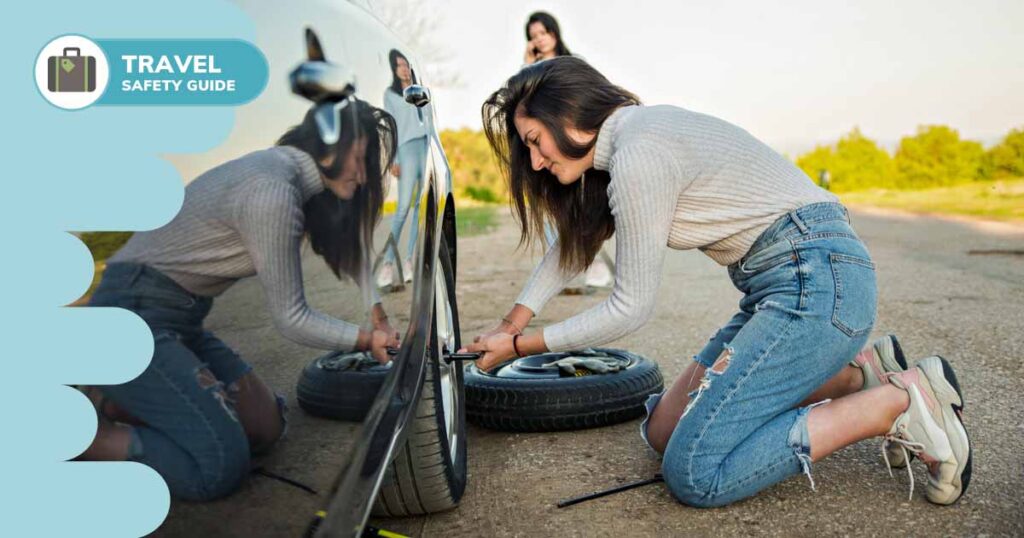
[374,318,400,348]
[371,304,401,347]
[369,329,395,365]
[473,304,533,343]
[473,318,521,343]
[523,42,540,65]
[461,333,516,372]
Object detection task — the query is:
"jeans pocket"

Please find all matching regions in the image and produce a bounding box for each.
[829,253,877,337]
[739,240,796,274]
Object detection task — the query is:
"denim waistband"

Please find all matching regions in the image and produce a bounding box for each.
[745,202,850,256]
[100,262,199,299]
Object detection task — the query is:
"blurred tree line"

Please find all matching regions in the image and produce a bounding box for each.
[442,124,1024,200]
[440,128,506,203]
[796,125,1024,192]
[81,125,1023,261]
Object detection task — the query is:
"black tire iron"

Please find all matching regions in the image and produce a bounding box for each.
[386,347,480,364]
[557,474,664,508]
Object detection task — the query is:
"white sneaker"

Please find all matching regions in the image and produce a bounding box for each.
[377,262,395,290]
[885,356,972,505]
[851,334,910,467]
[402,259,413,283]
[584,258,613,288]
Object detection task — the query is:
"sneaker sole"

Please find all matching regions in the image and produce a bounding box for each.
[921,356,972,504]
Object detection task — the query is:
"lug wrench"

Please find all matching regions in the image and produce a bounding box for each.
[386,347,481,364]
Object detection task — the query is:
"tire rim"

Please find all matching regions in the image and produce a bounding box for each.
[434,264,460,462]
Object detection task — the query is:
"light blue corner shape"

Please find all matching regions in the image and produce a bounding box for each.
[0,0,260,536]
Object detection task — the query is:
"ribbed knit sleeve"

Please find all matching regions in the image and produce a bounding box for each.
[236,178,360,351]
[514,238,578,315]
[542,143,684,351]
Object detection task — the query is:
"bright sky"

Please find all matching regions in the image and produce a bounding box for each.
[416,0,1024,155]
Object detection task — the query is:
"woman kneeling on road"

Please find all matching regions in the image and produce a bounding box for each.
[80,100,401,501]
[464,57,971,507]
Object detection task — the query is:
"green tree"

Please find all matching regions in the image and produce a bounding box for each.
[80,231,133,261]
[984,127,1024,178]
[832,128,897,191]
[796,128,895,192]
[894,125,985,188]
[440,129,505,203]
[795,145,834,187]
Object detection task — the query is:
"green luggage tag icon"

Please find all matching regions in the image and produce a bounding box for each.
[47,46,96,93]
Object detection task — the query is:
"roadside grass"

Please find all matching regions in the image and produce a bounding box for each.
[839,178,1024,222]
[455,204,499,237]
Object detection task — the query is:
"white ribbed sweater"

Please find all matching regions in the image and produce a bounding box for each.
[110,146,363,351]
[517,105,837,351]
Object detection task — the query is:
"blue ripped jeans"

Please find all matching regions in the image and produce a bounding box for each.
[644,202,878,507]
[87,263,285,501]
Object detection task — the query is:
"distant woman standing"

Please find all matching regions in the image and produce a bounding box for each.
[380,49,430,287]
[523,11,573,65]
[522,11,613,288]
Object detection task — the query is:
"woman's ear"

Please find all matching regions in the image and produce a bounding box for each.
[319,152,336,169]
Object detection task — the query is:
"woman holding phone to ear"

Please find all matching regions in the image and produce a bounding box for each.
[523,11,573,65]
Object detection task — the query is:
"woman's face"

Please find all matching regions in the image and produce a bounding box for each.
[527,22,557,57]
[395,56,412,85]
[513,109,594,185]
[321,137,369,200]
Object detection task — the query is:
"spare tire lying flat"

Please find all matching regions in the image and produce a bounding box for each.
[464,348,664,432]
[296,351,389,421]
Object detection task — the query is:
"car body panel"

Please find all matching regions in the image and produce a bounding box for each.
[161,1,457,535]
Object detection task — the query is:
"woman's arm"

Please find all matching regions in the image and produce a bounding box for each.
[514,236,579,316]
[536,144,683,352]
[465,236,576,357]
[466,144,683,367]
[237,180,363,351]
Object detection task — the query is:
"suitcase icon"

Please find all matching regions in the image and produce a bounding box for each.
[47,47,96,92]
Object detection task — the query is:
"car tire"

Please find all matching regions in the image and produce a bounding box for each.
[296,351,390,422]
[464,349,664,432]
[372,240,467,516]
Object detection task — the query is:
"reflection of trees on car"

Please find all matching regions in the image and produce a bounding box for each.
[374,0,462,88]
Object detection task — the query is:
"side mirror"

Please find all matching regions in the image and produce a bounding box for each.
[290,61,357,103]
[403,84,430,108]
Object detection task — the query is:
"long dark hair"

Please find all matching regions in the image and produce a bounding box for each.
[277,99,396,280]
[388,49,416,95]
[525,11,571,57]
[482,57,640,274]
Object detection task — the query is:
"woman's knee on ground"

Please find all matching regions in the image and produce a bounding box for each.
[153,419,251,501]
[661,455,732,508]
[660,404,737,508]
[174,446,251,502]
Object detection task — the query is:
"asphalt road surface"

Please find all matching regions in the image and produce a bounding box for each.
[153,207,1024,537]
